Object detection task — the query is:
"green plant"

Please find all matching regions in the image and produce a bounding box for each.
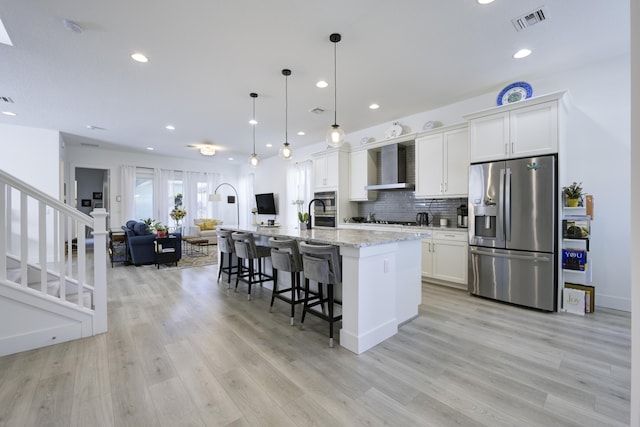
[298,212,309,223]
[563,182,583,199]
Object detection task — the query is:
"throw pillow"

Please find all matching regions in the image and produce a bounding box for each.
[126,220,137,230]
[133,222,150,235]
[203,219,216,230]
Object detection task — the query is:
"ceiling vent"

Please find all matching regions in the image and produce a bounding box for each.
[80,142,100,148]
[512,6,547,31]
[309,107,325,114]
[1,96,14,103]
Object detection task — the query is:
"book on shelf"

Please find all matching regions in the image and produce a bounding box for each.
[562,248,587,271]
[562,288,585,315]
[564,283,595,313]
[562,217,590,239]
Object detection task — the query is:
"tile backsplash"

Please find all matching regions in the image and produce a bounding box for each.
[356,191,467,227]
[355,143,467,227]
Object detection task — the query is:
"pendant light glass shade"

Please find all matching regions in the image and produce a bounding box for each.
[279,142,293,160]
[248,153,260,167]
[326,33,345,148]
[280,69,293,160]
[327,125,345,147]
[248,92,260,168]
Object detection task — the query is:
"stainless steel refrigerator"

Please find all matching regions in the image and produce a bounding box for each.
[468,155,557,311]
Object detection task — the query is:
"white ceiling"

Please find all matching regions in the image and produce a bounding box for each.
[0,0,630,165]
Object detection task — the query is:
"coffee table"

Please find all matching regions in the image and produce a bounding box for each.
[183,237,210,256]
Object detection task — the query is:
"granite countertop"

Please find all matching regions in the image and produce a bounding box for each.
[220,224,423,248]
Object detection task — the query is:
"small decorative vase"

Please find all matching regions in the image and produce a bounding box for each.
[567,198,579,207]
[299,222,307,230]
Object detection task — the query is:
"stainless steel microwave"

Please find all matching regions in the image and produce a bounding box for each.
[313,191,337,228]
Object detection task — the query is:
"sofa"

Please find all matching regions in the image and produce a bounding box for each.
[122,220,182,265]
[183,218,222,244]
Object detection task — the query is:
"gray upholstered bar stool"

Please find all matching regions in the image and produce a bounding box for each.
[298,242,342,348]
[268,237,304,325]
[232,232,272,300]
[216,230,237,287]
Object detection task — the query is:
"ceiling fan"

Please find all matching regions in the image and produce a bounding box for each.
[186,143,217,156]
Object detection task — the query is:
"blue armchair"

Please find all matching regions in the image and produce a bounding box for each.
[122,220,182,265]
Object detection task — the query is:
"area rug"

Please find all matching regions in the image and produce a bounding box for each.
[158,246,218,270]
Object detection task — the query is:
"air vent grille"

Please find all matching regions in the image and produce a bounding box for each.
[309,107,325,114]
[1,96,14,103]
[80,142,100,148]
[512,6,547,31]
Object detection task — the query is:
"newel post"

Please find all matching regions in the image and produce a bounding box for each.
[90,208,108,334]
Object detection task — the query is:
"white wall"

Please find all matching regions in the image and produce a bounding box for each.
[251,55,631,311]
[1,124,60,195]
[629,1,638,424]
[64,143,240,227]
[0,123,60,260]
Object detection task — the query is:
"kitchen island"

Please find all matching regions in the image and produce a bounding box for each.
[219,224,423,354]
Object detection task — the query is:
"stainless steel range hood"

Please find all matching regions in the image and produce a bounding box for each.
[364,144,415,190]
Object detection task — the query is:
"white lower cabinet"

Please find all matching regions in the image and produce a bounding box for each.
[421,238,434,278]
[421,230,468,289]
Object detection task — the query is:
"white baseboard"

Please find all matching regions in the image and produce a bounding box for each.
[595,293,631,312]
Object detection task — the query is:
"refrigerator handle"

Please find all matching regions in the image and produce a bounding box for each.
[499,168,506,241]
[505,167,511,242]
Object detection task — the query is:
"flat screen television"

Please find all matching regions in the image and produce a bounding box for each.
[255,193,277,215]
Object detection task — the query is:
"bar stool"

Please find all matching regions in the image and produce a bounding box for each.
[216,230,237,287]
[232,232,273,300]
[268,237,305,325]
[298,242,342,348]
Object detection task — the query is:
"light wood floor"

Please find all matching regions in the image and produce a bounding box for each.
[0,263,630,426]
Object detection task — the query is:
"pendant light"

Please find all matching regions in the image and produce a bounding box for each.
[279,68,293,160]
[326,33,345,148]
[248,92,260,168]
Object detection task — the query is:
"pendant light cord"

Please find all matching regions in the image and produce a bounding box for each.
[285,73,289,143]
[252,97,256,154]
[333,40,338,126]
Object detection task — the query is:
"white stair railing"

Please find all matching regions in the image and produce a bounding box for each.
[0,169,107,334]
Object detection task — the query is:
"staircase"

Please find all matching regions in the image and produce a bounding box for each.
[0,169,108,357]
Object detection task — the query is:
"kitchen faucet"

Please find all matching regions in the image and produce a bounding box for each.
[307,199,326,229]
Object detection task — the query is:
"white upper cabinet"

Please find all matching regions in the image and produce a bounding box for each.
[466,92,565,163]
[415,125,469,198]
[349,149,377,201]
[314,150,340,190]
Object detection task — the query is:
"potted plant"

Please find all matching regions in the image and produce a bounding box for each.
[155,223,168,238]
[298,212,310,229]
[563,182,583,207]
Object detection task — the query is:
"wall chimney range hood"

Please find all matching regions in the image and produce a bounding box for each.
[364,144,414,191]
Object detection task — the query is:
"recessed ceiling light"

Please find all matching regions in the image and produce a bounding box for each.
[477,0,495,4]
[86,124,105,130]
[165,125,175,130]
[249,119,258,125]
[513,48,532,59]
[228,157,234,161]
[266,143,273,148]
[2,111,16,116]
[297,131,305,136]
[316,80,328,88]
[369,103,380,110]
[131,52,148,63]
[146,147,154,151]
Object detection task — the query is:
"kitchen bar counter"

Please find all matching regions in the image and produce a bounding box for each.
[220,224,423,354]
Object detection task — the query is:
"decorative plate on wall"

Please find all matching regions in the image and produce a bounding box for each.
[497,81,533,106]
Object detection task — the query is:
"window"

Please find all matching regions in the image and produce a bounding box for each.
[135,169,154,220]
[167,179,183,220]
